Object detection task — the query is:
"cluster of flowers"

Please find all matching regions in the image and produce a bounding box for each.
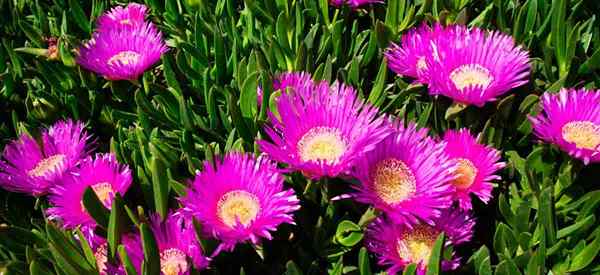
[0,120,196,274]
[0,120,301,274]
[385,23,600,164]
[2,3,600,275]
[259,71,501,273]
[77,3,167,81]
[385,24,530,107]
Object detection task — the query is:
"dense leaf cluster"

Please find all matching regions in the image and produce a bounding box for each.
[1,0,600,274]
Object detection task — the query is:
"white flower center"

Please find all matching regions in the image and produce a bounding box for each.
[297,127,347,164]
[562,121,600,150]
[107,50,141,66]
[217,190,261,228]
[396,225,438,265]
[449,64,494,91]
[28,154,66,177]
[372,158,416,204]
[94,244,108,274]
[160,248,189,275]
[451,158,478,190]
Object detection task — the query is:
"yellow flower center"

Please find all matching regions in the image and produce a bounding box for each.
[449,64,494,91]
[107,50,141,66]
[397,225,439,265]
[160,248,189,275]
[119,19,131,25]
[217,190,261,228]
[91,182,115,206]
[451,158,478,190]
[81,182,115,211]
[416,56,427,72]
[561,121,600,150]
[28,154,66,177]
[297,127,347,164]
[372,158,416,204]
[94,244,108,274]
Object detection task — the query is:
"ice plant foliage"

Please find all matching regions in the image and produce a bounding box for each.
[260,81,391,179]
[442,129,505,210]
[95,3,148,31]
[149,213,208,275]
[366,209,474,274]
[47,153,132,229]
[180,153,300,251]
[530,88,600,164]
[427,25,530,106]
[0,120,90,196]
[77,21,168,80]
[352,122,455,224]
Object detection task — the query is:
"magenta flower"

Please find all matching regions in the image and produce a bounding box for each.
[0,120,90,196]
[442,129,505,210]
[260,81,391,179]
[180,152,300,252]
[427,25,530,106]
[47,153,132,229]
[85,233,121,275]
[366,208,474,274]
[529,88,600,164]
[149,212,209,274]
[385,24,442,84]
[257,71,314,106]
[330,0,382,8]
[77,22,168,80]
[120,234,144,273]
[352,122,455,225]
[96,3,148,31]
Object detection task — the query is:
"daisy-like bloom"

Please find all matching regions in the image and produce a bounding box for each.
[259,81,391,179]
[427,25,530,107]
[179,153,300,252]
[96,3,148,31]
[329,0,382,8]
[0,120,90,196]
[257,71,314,106]
[385,24,442,84]
[149,212,209,275]
[529,88,600,164]
[442,129,505,210]
[366,208,474,274]
[47,153,132,229]
[77,22,168,81]
[352,122,455,225]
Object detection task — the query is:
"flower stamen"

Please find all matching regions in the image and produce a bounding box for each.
[107,50,141,66]
[28,154,66,177]
[397,225,439,264]
[450,64,493,91]
[297,127,347,164]
[451,158,478,190]
[217,190,261,228]
[562,121,600,150]
[160,248,189,275]
[372,158,416,204]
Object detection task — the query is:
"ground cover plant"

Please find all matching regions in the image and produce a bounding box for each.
[1,0,600,274]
